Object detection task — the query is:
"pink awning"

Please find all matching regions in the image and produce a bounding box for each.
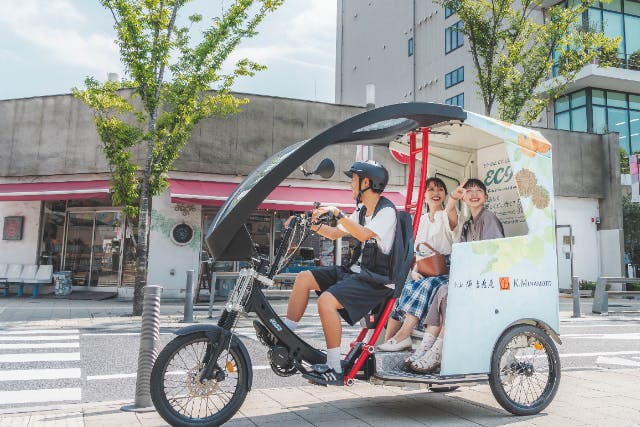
[0,180,110,201]
[169,179,406,213]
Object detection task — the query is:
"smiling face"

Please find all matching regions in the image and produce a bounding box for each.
[462,185,487,210]
[426,181,446,210]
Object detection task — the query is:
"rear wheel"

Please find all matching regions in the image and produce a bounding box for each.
[151,332,250,426]
[489,324,560,416]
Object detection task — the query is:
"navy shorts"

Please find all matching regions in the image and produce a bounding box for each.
[311,266,394,326]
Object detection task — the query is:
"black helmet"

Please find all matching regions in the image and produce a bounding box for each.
[344,160,389,193]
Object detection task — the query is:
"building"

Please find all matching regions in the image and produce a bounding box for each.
[0,93,410,298]
[335,0,631,286]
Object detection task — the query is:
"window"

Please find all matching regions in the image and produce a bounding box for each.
[408,37,414,57]
[554,90,587,132]
[445,21,464,54]
[445,66,464,88]
[445,93,464,108]
[555,88,640,155]
[445,6,455,18]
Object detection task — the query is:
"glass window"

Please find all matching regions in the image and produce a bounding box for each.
[40,201,67,272]
[624,15,640,57]
[625,0,640,16]
[608,107,630,152]
[445,66,464,88]
[630,94,640,110]
[571,90,587,108]
[602,11,626,53]
[555,111,570,130]
[408,37,414,57]
[571,107,588,131]
[445,93,464,107]
[592,89,606,105]
[445,6,455,18]
[630,109,640,154]
[445,21,464,53]
[593,105,608,133]
[604,0,622,12]
[555,95,570,113]
[608,91,628,108]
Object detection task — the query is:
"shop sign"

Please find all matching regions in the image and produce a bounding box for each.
[3,216,23,240]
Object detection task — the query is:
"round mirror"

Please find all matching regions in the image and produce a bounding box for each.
[313,158,335,179]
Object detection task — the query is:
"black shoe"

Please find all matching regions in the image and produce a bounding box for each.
[302,364,344,386]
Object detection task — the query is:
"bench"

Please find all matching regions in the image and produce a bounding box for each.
[1,264,53,297]
[592,277,640,314]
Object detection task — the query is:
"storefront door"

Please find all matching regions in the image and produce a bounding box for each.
[63,210,123,287]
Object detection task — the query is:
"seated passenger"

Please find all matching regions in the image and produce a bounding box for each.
[283,160,397,384]
[408,178,504,373]
[377,177,460,352]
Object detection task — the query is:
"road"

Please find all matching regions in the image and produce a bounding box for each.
[1,299,639,414]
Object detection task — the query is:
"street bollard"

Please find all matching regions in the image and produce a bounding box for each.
[183,270,194,322]
[208,271,217,319]
[122,285,163,412]
[571,276,581,318]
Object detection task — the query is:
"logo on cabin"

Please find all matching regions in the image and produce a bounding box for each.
[499,277,511,291]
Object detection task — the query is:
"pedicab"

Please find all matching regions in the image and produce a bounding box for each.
[150,102,561,426]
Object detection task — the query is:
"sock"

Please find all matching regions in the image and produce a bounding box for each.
[283,318,298,331]
[431,337,444,355]
[326,347,343,373]
[420,332,437,350]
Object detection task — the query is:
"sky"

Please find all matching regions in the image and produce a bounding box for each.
[0,0,337,102]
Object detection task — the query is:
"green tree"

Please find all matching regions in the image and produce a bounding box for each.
[73,0,282,315]
[623,195,640,265]
[439,0,619,124]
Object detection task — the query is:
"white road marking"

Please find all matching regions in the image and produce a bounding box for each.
[561,333,640,340]
[0,335,79,342]
[83,332,174,336]
[0,352,80,363]
[0,368,81,381]
[596,356,640,367]
[86,366,272,381]
[1,342,80,350]
[0,329,79,335]
[0,388,81,405]
[560,350,640,358]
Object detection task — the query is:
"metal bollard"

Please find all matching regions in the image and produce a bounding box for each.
[183,270,194,322]
[122,285,162,412]
[571,276,581,318]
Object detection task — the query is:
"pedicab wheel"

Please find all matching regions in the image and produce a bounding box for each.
[150,332,250,427]
[489,324,561,416]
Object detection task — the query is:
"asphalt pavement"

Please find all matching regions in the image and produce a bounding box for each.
[0,293,639,426]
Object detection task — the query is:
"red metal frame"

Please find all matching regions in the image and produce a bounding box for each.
[343,128,431,384]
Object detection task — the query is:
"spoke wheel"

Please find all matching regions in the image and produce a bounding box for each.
[489,324,560,416]
[151,332,249,427]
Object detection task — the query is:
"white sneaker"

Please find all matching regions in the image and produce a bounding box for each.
[404,333,436,365]
[409,347,441,373]
[377,336,412,352]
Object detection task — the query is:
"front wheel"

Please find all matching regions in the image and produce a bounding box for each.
[489,324,561,416]
[151,332,250,426]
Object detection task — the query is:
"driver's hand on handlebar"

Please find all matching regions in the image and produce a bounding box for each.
[312,205,338,223]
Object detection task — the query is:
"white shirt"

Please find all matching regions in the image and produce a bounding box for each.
[414,210,460,260]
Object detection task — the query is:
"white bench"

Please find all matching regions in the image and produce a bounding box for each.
[1,264,54,297]
[592,277,640,314]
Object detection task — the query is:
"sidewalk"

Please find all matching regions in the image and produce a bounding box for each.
[1,295,640,426]
[1,368,639,426]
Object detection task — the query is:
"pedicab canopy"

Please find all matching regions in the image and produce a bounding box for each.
[206,102,558,376]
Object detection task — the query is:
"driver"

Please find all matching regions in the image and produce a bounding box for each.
[283,160,397,385]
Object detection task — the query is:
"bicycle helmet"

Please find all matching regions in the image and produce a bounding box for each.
[344,160,389,193]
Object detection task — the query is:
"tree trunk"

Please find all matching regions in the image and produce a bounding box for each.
[132,137,156,316]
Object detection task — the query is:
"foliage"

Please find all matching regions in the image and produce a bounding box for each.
[578,280,595,290]
[629,49,640,70]
[438,0,620,125]
[623,195,640,263]
[73,0,282,314]
[620,147,630,174]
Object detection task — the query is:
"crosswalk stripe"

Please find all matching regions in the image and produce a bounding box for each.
[1,342,80,350]
[0,335,79,342]
[0,368,81,381]
[0,353,80,363]
[0,329,79,335]
[0,388,81,405]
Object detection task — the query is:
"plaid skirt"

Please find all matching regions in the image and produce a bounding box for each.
[391,274,449,322]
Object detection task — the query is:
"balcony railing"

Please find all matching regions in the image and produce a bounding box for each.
[553,52,640,77]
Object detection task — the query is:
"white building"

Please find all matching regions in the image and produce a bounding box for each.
[335,0,636,287]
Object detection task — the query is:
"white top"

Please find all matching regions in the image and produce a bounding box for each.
[414,209,460,260]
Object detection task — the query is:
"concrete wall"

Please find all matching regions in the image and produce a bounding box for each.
[0,201,41,264]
